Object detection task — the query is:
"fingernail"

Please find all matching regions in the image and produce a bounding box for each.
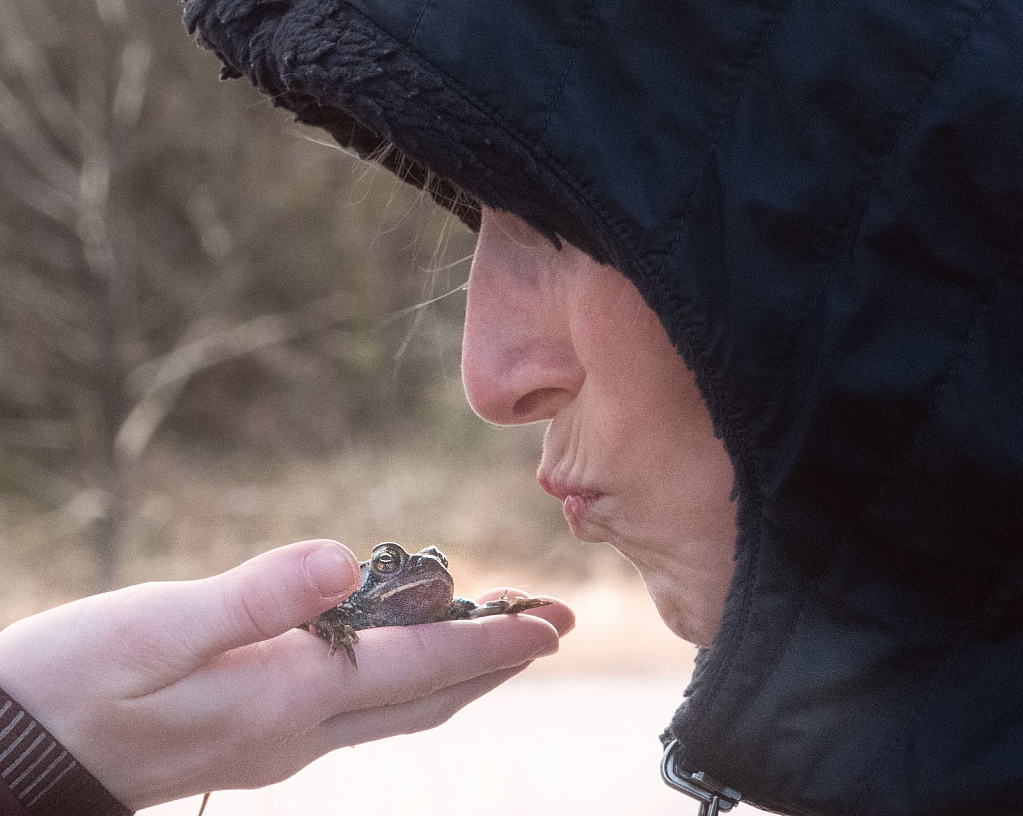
[304,542,359,599]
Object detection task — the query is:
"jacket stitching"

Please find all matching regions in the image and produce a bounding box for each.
[661,0,794,275]
[682,0,998,788]
[799,0,996,361]
[659,0,795,743]
[852,652,961,816]
[408,0,432,46]
[852,207,1021,814]
[654,2,796,754]
[846,276,993,814]
[739,265,997,816]
[654,0,795,739]
[539,0,595,140]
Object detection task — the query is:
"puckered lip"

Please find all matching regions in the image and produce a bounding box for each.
[537,473,602,503]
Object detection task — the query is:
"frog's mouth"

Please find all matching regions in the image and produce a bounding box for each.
[377,576,446,601]
[378,558,455,610]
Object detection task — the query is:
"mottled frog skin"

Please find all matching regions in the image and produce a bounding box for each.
[307,542,550,667]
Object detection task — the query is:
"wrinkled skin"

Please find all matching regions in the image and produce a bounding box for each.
[308,542,550,667]
[463,209,737,646]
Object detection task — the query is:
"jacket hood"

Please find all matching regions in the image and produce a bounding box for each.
[185,1,1023,813]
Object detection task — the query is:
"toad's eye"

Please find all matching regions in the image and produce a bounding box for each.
[372,545,403,574]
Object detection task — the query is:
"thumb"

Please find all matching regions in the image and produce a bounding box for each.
[139,540,361,681]
[196,539,361,660]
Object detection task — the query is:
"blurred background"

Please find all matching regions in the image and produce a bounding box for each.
[0,0,728,812]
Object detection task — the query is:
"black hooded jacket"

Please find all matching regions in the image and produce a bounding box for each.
[185,2,1023,814]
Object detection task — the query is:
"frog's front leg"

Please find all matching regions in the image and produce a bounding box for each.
[306,606,360,668]
[447,594,552,620]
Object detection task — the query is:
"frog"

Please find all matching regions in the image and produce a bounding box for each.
[306,541,551,668]
[197,542,549,816]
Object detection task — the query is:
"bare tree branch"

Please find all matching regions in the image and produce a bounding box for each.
[112,38,150,132]
[116,294,358,460]
[0,1,84,149]
[0,0,475,591]
[0,78,79,195]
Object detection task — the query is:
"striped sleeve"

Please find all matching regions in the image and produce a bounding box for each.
[0,689,133,816]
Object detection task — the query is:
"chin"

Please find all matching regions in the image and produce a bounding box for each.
[646,583,721,647]
[567,519,609,543]
[562,495,613,543]
[658,606,712,646]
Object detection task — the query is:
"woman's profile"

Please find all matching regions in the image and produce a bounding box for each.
[0,1,1021,815]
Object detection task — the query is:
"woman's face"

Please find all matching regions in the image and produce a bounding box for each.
[462,209,737,646]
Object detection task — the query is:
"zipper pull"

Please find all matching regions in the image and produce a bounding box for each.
[660,738,742,816]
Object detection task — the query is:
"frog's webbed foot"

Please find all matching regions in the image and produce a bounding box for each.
[473,596,552,616]
[305,607,360,669]
[452,593,552,620]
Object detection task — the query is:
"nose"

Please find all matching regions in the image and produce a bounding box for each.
[461,210,585,425]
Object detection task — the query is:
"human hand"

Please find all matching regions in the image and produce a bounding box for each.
[0,540,573,810]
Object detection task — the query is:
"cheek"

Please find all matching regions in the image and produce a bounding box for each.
[577,321,707,452]
[571,282,736,532]
[572,277,687,401]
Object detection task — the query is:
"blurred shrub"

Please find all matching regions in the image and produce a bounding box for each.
[0,0,481,590]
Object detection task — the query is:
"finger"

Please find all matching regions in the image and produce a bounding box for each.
[474,588,576,636]
[308,663,530,756]
[201,662,533,793]
[122,541,361,689]
[164,597,569,739]
[194,539,361,658]
[272,611,559,729]
[344,611,562,708]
